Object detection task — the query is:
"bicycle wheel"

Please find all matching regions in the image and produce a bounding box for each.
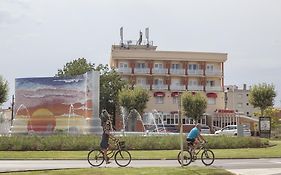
[87,150,105,167]
[201,149,215,166]
[114,150,131,167]
[177,150,192,166]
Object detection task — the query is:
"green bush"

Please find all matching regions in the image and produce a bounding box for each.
[0,135,269,151]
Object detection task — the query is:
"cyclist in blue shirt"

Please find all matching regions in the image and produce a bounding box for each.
[187,124,206,151]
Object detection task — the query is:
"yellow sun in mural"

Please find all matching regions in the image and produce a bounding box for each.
[32,108,53,117]
[28,108,56,132]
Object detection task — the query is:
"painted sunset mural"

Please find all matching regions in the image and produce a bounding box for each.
[12,71,101,134]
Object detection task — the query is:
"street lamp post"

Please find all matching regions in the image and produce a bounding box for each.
[224,90,228,110]
[178,92,183,167]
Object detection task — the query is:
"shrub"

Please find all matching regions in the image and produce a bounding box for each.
[0,135,269,151]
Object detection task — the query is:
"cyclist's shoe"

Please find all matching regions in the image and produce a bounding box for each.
[106,161,111,164]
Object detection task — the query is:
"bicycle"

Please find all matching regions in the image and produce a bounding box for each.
[177,141,215,166]
[87,139,132,167]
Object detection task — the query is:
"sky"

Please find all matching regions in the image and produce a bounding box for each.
[1,0,281,108]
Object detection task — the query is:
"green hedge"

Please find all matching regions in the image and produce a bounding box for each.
[0,135,269,151]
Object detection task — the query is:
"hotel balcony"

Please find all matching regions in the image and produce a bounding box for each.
[187,69,203,75]
[170,84,186,91]
[205,69,222,76]
[134,68,150,74]
[170,69,185,75]
[117,67,131,74]
[188,85,204,91]
[152,84,169,90]
[206,86,222,91]
[152,68,168,74]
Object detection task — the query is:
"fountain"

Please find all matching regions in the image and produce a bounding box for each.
[119,107,146,132]
[120,106,127,131]
[67,104,75,134]
[143,112,159,132]
[128,109,146,132]
[10,104,32,134]
[142,110,166,133]
[152,109,166,133]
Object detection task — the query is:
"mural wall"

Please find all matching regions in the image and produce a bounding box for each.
[12,71,102,135]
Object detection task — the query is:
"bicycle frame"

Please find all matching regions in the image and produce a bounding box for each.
[193,143,207,157]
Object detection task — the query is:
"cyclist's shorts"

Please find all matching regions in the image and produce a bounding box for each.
[186,138,195,143]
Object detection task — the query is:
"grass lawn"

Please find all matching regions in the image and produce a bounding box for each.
[2,167,234,175]
[0,141,280,160]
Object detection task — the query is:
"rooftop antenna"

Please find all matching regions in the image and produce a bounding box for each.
[137,30,142,45]
[120,27,124,46]
[145,27,149,45]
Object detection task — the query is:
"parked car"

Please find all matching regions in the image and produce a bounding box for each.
[214,125,251,136]
[200,125,211,134]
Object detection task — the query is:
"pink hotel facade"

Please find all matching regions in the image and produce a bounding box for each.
[110,41,228,131]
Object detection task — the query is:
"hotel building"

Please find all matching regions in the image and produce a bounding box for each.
[110,38,228,131]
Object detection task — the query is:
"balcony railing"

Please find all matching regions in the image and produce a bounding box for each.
[188,85,204,91]
[170,69,185,75]
[152,68,168,74]
[134,84,150,89]
[117,68,131,74]
[205,69,222,76]
[152,84,169,90]
[206,86,222,91]
[170,84,186,91]
[187,69,203,75]
[134,68,150,74]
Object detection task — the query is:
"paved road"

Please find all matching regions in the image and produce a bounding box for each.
[1,159,281,175]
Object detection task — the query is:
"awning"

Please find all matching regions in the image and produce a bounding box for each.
[217,109,235,113]
[171,92,179,97]
[207,93,217,98]
[154,92,165,97]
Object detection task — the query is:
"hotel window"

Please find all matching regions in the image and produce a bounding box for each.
[188,64,199,70]
[172,96,178,104]
[119,62,128,68]
[206,64,214,71]
[237,103,243,108]
[171,79,181,86]
[154,63,163,69]
[189,79,198,86]
[136,62,146,68]
[206,80,215,87]
[155,96,164,104]
[207,98,216,105]
[137,78,146,85]
[154,78,164,85]
[171,63,180,69]
[174,114,179,124]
